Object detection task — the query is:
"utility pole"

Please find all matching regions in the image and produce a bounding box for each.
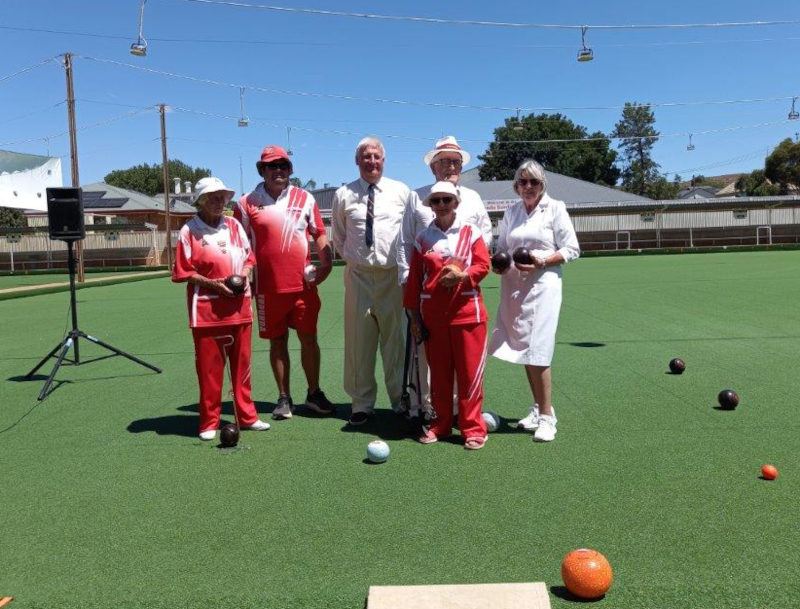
[64,52,85,282]
[159,104,172,269]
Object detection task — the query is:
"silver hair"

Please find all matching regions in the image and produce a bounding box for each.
[513,159,547,193]
[355,136,385,162]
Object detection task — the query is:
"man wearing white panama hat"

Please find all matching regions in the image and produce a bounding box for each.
[396,136,492,417]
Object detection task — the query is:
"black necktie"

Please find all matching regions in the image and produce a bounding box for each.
[366,184,375,247]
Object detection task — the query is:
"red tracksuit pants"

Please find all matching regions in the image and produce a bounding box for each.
[191,323,259,433]
[424,321,487,440]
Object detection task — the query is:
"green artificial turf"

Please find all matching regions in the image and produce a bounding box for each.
[1,250,799,608]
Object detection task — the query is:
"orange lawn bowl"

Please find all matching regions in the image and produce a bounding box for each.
[561,548,613,600]
[761,464,778,480]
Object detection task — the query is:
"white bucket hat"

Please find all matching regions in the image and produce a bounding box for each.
[193,176,235,206]
[422,181,460,207]
[423,135,471,167]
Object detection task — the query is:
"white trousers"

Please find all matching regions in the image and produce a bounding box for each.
[344,264,405,413]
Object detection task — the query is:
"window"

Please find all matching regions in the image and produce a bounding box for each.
[640,212,655,222]
[733,209,748,219]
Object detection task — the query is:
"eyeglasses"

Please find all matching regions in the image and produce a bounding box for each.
[264,161,291,171]
[435,157,462,167]
[429,196,455,205]
[517,178,541,187]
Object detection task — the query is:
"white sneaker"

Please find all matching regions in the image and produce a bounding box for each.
[199,429,217,441]
[245,419,271,431]
[533,409,557,442]
[517,404,540,431]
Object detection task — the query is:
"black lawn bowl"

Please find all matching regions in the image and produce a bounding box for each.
[512,247,534,265]
[491,251,511,273]
[224,274,245,295]
[220,423,240,448]
[669,358,686,374]
[717,389,739,411]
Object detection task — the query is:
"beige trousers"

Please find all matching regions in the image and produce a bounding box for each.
[344,264,405,413]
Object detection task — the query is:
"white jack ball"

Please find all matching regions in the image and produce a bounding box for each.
[366,440,390,463]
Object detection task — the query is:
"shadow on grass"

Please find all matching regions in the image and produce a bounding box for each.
[127,414,197,437]
[339,408,420,441]
[177,399,352,419]
[550,585,605,603]
[568,342,606,348]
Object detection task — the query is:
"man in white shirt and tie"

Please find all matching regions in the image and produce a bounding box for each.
[396,135,493,417]
[331,136,412,426]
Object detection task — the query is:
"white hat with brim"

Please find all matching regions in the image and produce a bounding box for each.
[423,135,471,166]
[193,176,235,206]
[422,181,460,207]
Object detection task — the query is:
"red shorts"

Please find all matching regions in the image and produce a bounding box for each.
[255,289,321,339]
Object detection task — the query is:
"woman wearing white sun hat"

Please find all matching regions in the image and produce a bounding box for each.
[489,159,580,443]
[172,176,270,441]
[403,181,490,450]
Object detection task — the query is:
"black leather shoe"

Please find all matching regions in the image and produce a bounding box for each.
[348,411,369,426]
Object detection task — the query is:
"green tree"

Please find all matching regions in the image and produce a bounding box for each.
[478,112,620,186]
[764,138,800,192]
[0,207,26,227]
[290,177,317,190]
[104,160,211,196]
[735,170,781,196]
[611,102,675,198]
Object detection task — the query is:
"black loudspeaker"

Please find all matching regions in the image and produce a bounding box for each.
[47,187,85,241]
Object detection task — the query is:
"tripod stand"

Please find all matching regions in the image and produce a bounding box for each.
[25,240,162,400]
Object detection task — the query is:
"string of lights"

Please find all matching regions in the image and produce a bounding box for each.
[78,54,799,114]
[165,0,800,31]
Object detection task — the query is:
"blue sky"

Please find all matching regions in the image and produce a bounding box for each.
[1,0,799,196]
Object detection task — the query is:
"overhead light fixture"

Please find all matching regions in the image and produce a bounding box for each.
[789,97,799,121]
[130,0,148,57]
[238,87,249,127]
[686,134,695,151]
[513,108,524,131]
[577,26,594,62]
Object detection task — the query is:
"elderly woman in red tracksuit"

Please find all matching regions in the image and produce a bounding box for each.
[403,181,491,450]
[172,177,271,441]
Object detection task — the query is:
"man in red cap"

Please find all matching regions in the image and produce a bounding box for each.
[235,146,334,420]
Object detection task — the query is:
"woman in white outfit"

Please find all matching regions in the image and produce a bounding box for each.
[488,159,580,442]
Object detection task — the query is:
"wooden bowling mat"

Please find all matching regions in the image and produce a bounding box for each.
[367,582,550,609]
[0,597,14,608]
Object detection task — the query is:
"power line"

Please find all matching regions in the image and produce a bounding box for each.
[0,56,58,85]
[78,54,800,114]
[165,0,800,31]
[0,106,155,147]
[0,101,66,126]
[3,24,800,50]
[170,104,795,146]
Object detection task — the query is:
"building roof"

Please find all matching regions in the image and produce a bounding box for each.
[677,186,719,199]
[82,182,196,214]
[0,149,55,174]
[457,167,653,207]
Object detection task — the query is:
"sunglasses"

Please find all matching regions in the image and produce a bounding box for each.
[429,196,455,205]
[517,178,541,187]
[264,161,291,171]
[435,157,462,167]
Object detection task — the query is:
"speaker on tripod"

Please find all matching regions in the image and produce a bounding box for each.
[47,187,85,241]
[25,187,161,400]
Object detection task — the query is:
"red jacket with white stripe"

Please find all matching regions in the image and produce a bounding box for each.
[235,184,324,294]
[403,218,489,325]
[172,215,256,328]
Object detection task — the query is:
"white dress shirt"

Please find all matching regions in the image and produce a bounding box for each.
[397,184,492,284]
[332,176,410,269]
